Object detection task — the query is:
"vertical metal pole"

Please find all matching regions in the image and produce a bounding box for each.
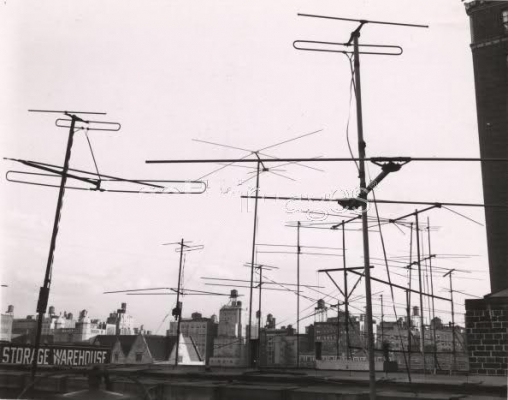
[257,265,263,368]
[406,290,411,370]
[415,212,426,374]
[427,218,438,372]
[297,221,301,368]
[336,302,340,359]
[31,116,77,383]
[422,229,433,372]
[353,31,376,399]
[407,223,413,372]
[342,223,350,360]
[449,272,456,373]
[174,238,184,367]
[380,294,384,348]
[248,161,261,368]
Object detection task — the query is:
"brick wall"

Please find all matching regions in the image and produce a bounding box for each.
[465,297,508,376]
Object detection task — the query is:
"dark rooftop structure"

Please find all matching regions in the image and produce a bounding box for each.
[145,335,177,361]
[92,335,137,356]
[465,0,508,295]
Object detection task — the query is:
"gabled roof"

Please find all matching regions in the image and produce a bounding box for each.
[92,335,137,355]
[486,287,508,298]
[118,336,137,355]
[145,336,176,361]
[184,336,202,362]
[11,334,53,345]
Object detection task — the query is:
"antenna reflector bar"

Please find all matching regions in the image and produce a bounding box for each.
[174,245,204,253]
[55,118,121,132]
[293,40,403,56]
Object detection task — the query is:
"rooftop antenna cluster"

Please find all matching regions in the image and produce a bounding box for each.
[105,239,233,366]
[5,109,209,382]
[292,14,427,398]
[142,12,508,393]
[5,7,508,395]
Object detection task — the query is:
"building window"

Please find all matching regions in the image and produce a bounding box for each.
[135,353,143,362]
[503,10,508,33]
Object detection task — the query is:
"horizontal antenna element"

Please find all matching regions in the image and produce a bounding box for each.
[297,13,429,29]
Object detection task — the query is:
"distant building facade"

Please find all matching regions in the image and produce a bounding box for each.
[106,303,135,335]
[259,324,296,367]
[168,312,218,364]
[10,306,111,345]
[12,315,39,344]
[314,313,363,359]
[209,290,248,367]
[0,306,14,342]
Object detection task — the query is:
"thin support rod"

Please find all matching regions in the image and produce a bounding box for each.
[342,223,350,359]
[348,275,364,299]
[248,161,261,368]
[257,264,263,367]
[406,290,411,370]
[422,231,433,372]
[380,294,384,348]
[31,116,77,383]
[353,32,376,400]
[325,271,345,298]
[415,212,426,374]
[240,195,508,209]
[297,221,301,368]
[319,267,366,273]
[174,238,184,367]
[146,156,508,164]
[347,268,450,301]
[427,218,438,372]
[407,223,413,372]
[448,271,456,373]
[389,205,440,223]
[336,302,341,359]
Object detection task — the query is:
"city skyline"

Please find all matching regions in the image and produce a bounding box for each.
[2,294,463,338]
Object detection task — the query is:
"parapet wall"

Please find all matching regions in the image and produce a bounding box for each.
[465,296,508,376]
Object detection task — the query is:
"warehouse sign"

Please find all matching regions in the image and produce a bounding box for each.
[0,344,110,366]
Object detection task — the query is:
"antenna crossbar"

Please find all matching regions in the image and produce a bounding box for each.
[297,13,429,29]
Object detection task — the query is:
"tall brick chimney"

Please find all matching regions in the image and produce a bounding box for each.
[464,2,508,377]
[465,1,508,294]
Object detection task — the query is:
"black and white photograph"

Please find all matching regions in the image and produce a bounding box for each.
[0,1,507,399]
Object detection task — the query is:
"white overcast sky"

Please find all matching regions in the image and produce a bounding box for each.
[1,0,488,333]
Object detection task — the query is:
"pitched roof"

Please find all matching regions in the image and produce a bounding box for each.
[119,336,138,355]
[145,336,176,361]
[183,336,202,362]
[92,335,137,355]
[486,288,508,298]
[11,334,53,345]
